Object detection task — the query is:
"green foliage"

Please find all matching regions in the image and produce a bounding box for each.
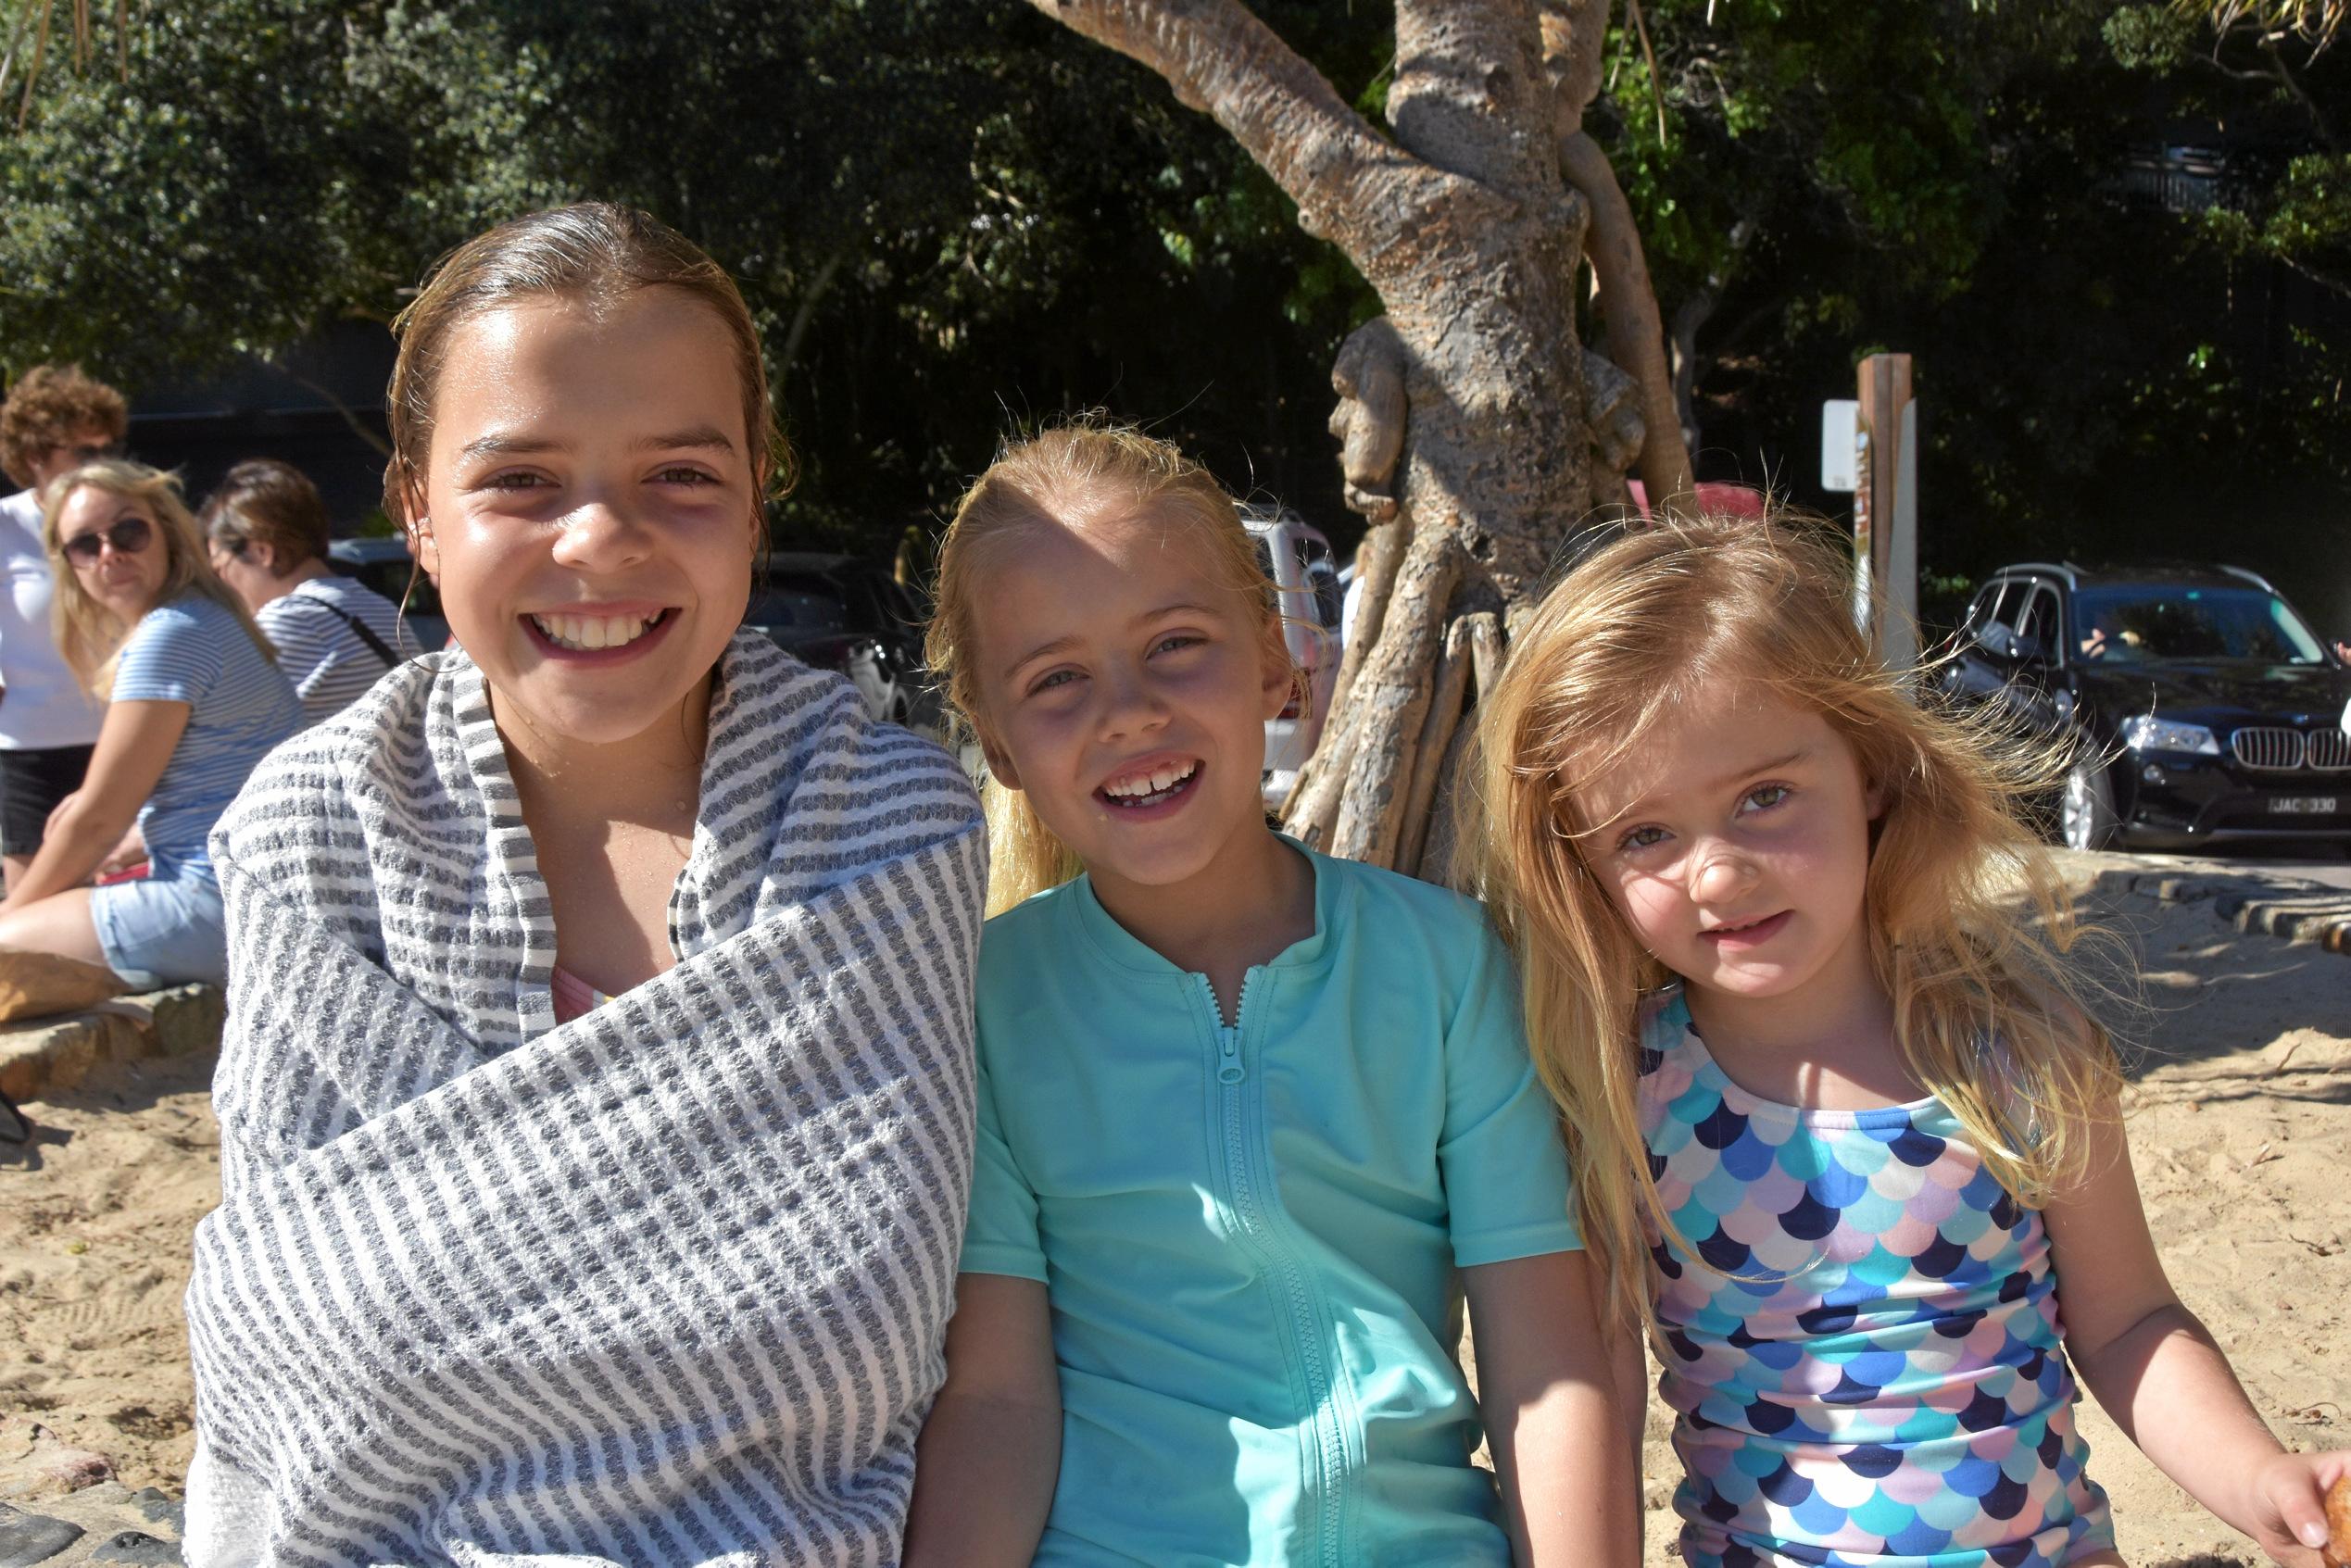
[0,1,428,381]
[2105,5,2200,70]
[6,0,2345,631]
[0,0,1385,545]
[1585,0,2351,630]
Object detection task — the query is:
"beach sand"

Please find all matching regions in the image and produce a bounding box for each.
[1,871,2345,1567]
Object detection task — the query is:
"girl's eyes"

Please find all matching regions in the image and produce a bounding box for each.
[1024,633,1201,697]
[1614,784,1792,853]
[472,465,722,491]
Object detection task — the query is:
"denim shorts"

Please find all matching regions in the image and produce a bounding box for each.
[90,865,227,990]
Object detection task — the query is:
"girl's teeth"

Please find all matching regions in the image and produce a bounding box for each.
[534,612,656,651]
[1106,761,1197,801]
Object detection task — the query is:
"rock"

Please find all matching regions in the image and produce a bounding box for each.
[86,1532,181,1564]
[139,988,223,1061]
[122,1495,178,1536]
[0,985,223,1103]
[0,1424,114,1504]
[0,1503,83,1568]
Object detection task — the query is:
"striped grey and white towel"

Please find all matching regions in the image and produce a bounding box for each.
[183,631,986,1568]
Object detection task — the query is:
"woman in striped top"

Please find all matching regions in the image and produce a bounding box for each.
[0,459,300,987]
[203,458,423,725]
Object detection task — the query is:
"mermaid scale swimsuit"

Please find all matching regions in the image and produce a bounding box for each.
[1638,993,2116,1567]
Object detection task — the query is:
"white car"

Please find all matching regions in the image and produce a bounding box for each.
[1240,504,1345,811]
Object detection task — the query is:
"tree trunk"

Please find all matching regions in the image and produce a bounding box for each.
[1033,0,1614,872]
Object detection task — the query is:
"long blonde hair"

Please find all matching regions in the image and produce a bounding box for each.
[1465,512,2123,1334]
[43,459,277,699]
[924,421,1284,915]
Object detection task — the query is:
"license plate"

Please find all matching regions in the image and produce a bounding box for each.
[2269,797,2339,815]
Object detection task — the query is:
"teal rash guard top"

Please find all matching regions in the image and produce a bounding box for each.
[961,842,1582,1567]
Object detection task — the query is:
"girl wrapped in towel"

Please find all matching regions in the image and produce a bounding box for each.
[182,204,986,1567]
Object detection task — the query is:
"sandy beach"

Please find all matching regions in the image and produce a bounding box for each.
[2,864,2344,1566]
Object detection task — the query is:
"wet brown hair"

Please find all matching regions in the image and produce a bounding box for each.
[382,202,789,532]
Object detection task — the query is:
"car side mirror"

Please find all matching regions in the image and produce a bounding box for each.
[1974,622,2031,662]
[2010,630,2049,665]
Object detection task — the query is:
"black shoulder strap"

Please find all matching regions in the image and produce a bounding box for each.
[309,596,402,668]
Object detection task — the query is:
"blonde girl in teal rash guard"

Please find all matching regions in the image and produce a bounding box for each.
[901,422,1637,1568]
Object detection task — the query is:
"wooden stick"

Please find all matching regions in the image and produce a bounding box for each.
[1283,516,1407,829]
[1333,526,1465,867]
[19,0,52,131]
[1397,614,1475,878]
[1465,610,1505,703]
[1286,713,1355,849]
[1330,514,1403,720]
[1415,709,1478,890]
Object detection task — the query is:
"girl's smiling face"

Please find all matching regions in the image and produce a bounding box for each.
[970,506,1291,906]
[414,288,758,748]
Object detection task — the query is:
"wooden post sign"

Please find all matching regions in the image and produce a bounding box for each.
[1854,354,1917,670]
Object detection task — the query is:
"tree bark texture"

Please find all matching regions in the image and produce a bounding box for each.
[1033,0,1643,874]
[1331,524,1464,866]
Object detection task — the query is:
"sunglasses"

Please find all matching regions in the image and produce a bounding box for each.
[54,441,119,466]
[61,516,154,564]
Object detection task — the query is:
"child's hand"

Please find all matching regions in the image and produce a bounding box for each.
[2244,1449,2351,1565]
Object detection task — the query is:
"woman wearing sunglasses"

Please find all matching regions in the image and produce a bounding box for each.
[0,460,299,988]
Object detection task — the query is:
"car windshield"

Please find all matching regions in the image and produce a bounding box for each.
[2070,584,2326,665]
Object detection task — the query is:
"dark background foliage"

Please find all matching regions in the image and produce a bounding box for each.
[2,0,2345,631]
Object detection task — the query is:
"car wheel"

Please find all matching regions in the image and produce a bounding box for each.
[2060,760,2120,852]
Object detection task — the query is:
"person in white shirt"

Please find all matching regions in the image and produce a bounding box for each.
[0,365,125,892]
[201,458,422,726]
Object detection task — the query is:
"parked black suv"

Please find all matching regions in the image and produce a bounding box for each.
[1940,562,2350,851]
[744,552,943,736]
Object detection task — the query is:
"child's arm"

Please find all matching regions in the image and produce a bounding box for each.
[901,1273,1061,1567]
[1465,1248,1642,1567]
[2044,1106,2348,1565]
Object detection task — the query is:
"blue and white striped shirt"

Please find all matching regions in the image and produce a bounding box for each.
[255,576,423,727]
[112,594,302,875]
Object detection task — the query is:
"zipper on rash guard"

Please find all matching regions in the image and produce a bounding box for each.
[1196,970,1349,1568]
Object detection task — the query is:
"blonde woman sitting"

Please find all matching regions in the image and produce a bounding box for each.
[0,461,300,987]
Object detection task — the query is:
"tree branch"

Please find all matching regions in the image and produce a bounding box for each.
[264,358,392,460]
[2274,247,2351,298]
[2260,32,2339,148]
[1026,0,1448,263]
[1561,127,1691,507]
[777,242,851,391]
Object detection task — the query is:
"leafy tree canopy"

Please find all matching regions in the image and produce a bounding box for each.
[1,0,2345,630]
